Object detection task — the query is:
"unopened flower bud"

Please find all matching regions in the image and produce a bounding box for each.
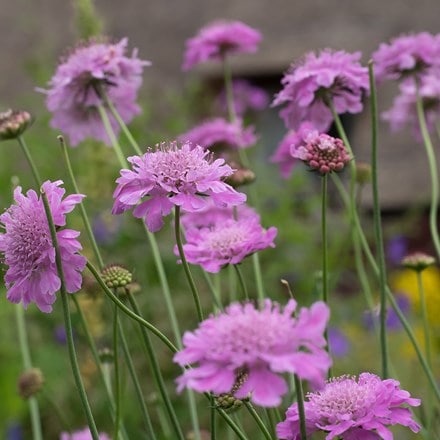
[402,252,435,272]
[101,264,133,289]
[18,368,44,399]
[0,110,32,141]
[356,162,372,185]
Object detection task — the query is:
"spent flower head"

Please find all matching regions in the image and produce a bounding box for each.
[0,180,86,312]
[402,252,436,272]
[277,372,421,439]
[293,131,351,174]
[174,299,331,407]
[182,20,262,71]
[0,110,33,141]
[112,141,246,232]
[18,368,44,399]
[273,49,369,132]
[41,38,150,146]
[176,215,277,272]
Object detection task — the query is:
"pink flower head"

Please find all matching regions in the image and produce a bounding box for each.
[0,181,86,313]
[182,20,262,71]
[112,141,246,232]
[181,202,259,230]
[178,117,257,151]
[372,32,440,83]
[217,79,269,115]
[270,122,315,178]
[176,215,277,272]
[41,38,150,146]
[382,67,440,139]
[60,428,110,440]
[277,373,421,440]
[273,50,369,132]
[174,299,331,407]
[294,131,351,174]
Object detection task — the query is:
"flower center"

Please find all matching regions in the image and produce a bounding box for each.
[206,223,247,255]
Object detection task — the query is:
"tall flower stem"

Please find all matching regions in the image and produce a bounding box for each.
[416,272,432,367]
[41,191,99,440]
[234,264,249,300]
[416,92,440,261]
[58,135,104,269]
[223,56,238,123]
[15,305,43,440]
[321,174,330,354]
[244,401,274,440]
[293,374,308,440]
[112,298,121,440]
[17,135,42,186]
[217,409,248,440]
[126,293,185,440]
[368,61,389,378]
[210,395,217,440]
[175,205,204,321]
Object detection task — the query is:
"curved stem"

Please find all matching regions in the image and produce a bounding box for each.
[416,91,440,261]
[234,265,249,300]
[86,261,178,353]
[244,401,274,440]
[293,374,308,440]
[217,409,248,440]
[368,61,389,378]
[112,298,121,440]
[174,206,204,321]
[17,135,42,186]
[41,191,99,440]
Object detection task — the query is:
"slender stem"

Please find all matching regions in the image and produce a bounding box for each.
[174,206,204,321]
[15,306,43,440]
[17,135,42,185]
[222,55,237,123]
[112,298,121,440]
[416,272,432,367]
[118,316,157,440]
[294,374,308,440]
[201,270,223,310]
[244,401,274,440]
[368,61,389,378]
[86,261,178,353]
[58,136,104,269]
[126,293,185,440]
[97,104,127,167]
[252,253,265,302]
[416,91,440,261]
[234,265,249,300]
[41,191,99,440]
[217,409,248,440]
[210,395,217,440]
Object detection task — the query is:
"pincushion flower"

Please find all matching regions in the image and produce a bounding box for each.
[176,215,277,272]
[294,131,351,174]
[174,299,331,407]
[0,180,86,313]
[270,122,315,178]
[182,20,262,71]
[372,32,440,83]
[272,49,369,132]
[41,38,150,146]
[277,372,421,439]
[60,428,110,440]
[217,79,269,115]
[178,117,257,151]
[112,141,246,232]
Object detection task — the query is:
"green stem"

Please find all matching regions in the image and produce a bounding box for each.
[41,191,99,440]
[15,306,43,440]
[244,401,274,440]
[416,272,432,367]
[222,55,237,123]
[86,261,178,353]
[58,136,104,269]
[321,175,329,301]
[217,409,248,440]
[368,61,389,378]
[17,135,42,186]
[126,293,185,440]
[234,265,249,300]
[201,270,223,310]
[252,253,265,302]
[97,104,127,167]
[174,205,204,321]
[112,298,121,440]
[294,374,308,440]
[415,90,440,261]
[211,395,217,440]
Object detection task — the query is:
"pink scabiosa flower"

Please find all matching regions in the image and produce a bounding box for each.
[372,32,440,83]
[0,180,86,313]
[270,122,315,178]
[40,38,150,146]
[272,50,369,132]
[182,20,262,71]
[382,68,440,138]
[174,299,331,407]
[178,117,257,151]
[294,131,351,174]
[277,372,421,440]
[112,141,246,232]
[176,215,277,272]
[60,428,110,440]
[217,79,269,115]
